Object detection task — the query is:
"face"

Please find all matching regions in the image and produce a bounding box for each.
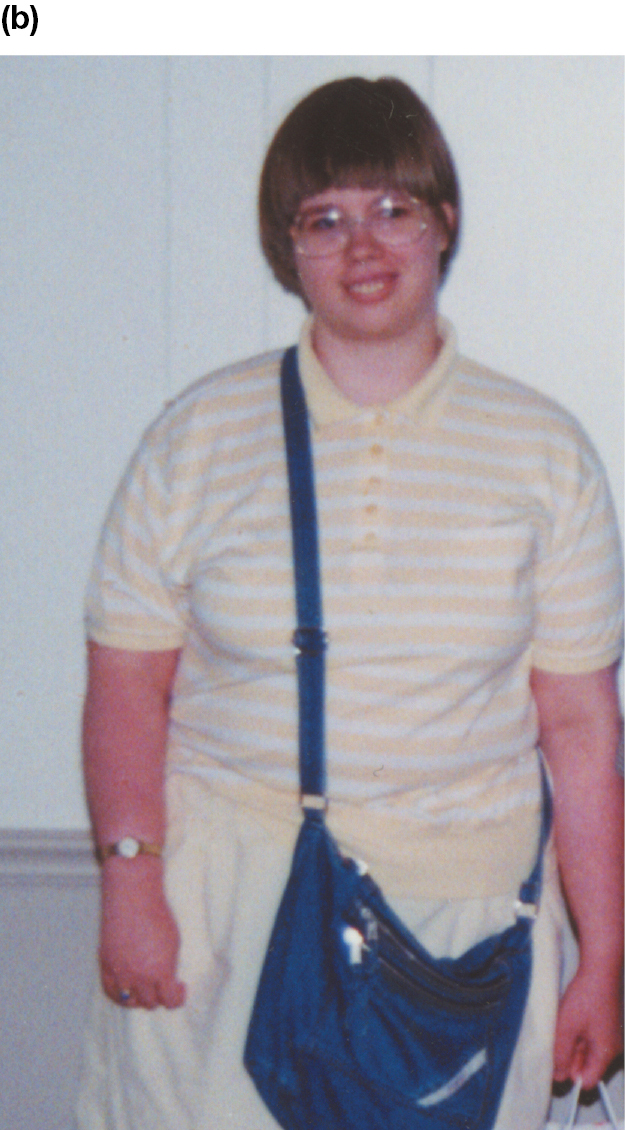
[291,186,453,346]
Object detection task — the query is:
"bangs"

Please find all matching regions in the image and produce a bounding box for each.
[274,82,448,220]
[283,155,441,219]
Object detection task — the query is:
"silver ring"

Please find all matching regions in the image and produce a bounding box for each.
[119,989,132,1003]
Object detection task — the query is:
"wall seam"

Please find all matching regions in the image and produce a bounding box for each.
[426,55,436,107]
[260,56,272,351]
[162,55,173,400]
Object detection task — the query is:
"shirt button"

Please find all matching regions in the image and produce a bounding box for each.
[363,531,377,546]
[370,443,384,458]
[365,503,378,515]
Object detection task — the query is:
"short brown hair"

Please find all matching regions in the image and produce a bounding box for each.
[259,76,461,298]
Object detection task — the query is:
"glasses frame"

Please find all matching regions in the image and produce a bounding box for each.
[291,194,429,259]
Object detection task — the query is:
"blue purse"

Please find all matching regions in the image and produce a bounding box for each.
[244,345,552,1130]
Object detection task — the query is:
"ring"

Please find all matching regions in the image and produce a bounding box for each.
[119,989,132,1003]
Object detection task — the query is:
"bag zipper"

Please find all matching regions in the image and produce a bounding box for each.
[354,907,511,1012]
[376,946,504,1015]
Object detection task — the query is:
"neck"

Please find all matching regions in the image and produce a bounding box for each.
[311,317,442,406]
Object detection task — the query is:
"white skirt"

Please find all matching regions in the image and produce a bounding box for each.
[76,772,573,1130]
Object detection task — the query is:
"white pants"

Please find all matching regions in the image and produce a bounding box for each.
[76,774,574,1130]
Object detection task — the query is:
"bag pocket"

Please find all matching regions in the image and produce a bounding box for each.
[299,897,509,1130]
[373,910,510,1014]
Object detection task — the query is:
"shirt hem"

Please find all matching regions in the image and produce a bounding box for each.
[531,644,622,675]
[85,626,186,651]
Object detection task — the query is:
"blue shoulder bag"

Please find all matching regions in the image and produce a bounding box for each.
[244,345,552,1130]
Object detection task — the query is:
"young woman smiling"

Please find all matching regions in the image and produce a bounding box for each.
[77,77,623,1130]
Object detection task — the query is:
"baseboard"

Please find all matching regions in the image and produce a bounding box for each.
[0,827,97,885]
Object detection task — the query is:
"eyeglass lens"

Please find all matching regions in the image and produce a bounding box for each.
[293,196,427,257]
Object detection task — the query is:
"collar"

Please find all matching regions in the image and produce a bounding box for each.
[297,315,458,430]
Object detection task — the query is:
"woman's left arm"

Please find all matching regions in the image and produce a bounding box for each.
[530,663,624,1090]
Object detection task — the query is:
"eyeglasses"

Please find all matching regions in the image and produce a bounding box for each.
[292,194,428,258]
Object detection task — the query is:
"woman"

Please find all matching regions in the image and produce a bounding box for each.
[77,77,623,1129]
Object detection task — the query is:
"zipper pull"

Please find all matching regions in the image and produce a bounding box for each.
[342,926,365,964]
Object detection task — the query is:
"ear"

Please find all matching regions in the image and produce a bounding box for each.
[437,203,458,252]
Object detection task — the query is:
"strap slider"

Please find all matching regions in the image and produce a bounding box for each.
[513,898,537,920]
[300,793,328,812]
[293,627,328,656]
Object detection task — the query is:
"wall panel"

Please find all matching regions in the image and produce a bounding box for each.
[167,56,268,390]
[434,56,623,522]
[0,57,169,827]
[0,832,98,1130]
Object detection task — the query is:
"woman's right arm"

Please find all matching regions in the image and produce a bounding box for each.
[83,641,187,1010]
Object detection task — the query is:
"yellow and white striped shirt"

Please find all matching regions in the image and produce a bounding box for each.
[85,319,623,897]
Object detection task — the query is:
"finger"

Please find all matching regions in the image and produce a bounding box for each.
[553,1027,586,1082]
[579,1042,616,1092]
[102,976,137,1008]
[130,978,159,1010]
[570,1039,589,1086]
[102,970,127,1005]
[101,962,185,1010]
[553,1036,574,1081]
[158,977,187,1010]
[102,967,156,1009]
[100,958,133,1003]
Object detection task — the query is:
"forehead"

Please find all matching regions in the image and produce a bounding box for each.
[297,185,408,214]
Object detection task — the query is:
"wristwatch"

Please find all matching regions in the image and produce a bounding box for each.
[95,837,163,865]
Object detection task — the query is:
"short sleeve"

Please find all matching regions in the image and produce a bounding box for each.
[532,428,623,674]
[85,422,188,651]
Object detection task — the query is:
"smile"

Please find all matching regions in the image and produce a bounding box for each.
[345,276,395,300]
[350,281,386,295]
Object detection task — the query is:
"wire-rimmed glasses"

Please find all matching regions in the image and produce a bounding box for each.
[292,193,428,258]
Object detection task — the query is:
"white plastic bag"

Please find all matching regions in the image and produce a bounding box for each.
[545,1079,623,1129]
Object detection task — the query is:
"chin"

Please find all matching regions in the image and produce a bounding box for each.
[334,311,420,344]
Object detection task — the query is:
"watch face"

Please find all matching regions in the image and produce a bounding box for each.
[117,836,140,859]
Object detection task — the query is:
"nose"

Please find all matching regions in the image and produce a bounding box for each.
[344,216,383,256]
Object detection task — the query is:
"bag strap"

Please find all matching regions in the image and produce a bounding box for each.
[279,344,553,898]
[280,346,327,808]
[511,752,553,915]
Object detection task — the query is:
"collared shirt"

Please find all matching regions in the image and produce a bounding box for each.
[85,319,623,896]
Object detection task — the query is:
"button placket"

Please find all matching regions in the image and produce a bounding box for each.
[352,414,389,564]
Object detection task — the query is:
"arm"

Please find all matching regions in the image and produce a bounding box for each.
[530,663,624,1089]
[83,641,186,1010]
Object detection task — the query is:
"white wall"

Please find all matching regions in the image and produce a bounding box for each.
[0,56,622,830]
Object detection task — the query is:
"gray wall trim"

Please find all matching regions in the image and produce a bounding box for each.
[0,828,97,885]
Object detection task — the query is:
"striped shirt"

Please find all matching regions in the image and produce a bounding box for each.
[85,319,623,897]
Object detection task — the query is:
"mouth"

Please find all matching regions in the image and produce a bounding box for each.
[344,274,396,301]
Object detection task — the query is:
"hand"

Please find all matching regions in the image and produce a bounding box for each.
[553,963,623,1090]
[99,857,186,1010]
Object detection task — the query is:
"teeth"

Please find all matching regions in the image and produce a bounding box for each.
[350,280,386,295]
